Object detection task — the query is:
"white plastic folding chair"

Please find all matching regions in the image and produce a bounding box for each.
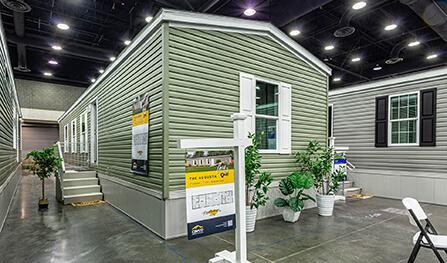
[402,197,447,263]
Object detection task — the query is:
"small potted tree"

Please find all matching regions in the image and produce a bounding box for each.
[274,171,315,222]
[245,133,273,232]
[295,141,345,216]
[26,146,62,210]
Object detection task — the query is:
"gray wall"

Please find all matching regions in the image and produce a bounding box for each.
[329,68,447,205]
[15,79,86,111]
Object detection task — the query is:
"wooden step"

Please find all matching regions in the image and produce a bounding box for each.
[63,171,96,179]
[63,178,99,187]
[63,192,103,205]
[64,185,101,196]
[341,180,354,188]
[344,187,362,196]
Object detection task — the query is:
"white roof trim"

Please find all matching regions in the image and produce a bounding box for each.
[0,16,21,117]
[58,9,330,122]
[329,66,447,96]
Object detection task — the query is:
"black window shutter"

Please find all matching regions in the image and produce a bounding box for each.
[420,88,437,146]
[375,96,388,147]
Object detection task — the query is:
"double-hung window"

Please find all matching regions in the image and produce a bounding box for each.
[239,73,292,154]
[63,125,69,153]
[71,120,77,153]
[389,93,419,145]
[79,112,88,153]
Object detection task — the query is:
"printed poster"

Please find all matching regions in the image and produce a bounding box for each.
[185,150,236,240]
[131,94,149,175]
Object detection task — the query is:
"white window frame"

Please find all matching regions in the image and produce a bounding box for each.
[63,125,69,153]
[388,92,420,146]
[71,120,77,153]
[79,111,88,153]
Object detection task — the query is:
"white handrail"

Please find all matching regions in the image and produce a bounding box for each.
[56,141,65,172]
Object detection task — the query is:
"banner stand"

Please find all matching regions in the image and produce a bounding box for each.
[179,113,251,263]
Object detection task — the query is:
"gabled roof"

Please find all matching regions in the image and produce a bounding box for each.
[59,9,330,122]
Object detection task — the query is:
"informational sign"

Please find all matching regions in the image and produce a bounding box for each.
[131,93,149,175]
[185,150,236,240]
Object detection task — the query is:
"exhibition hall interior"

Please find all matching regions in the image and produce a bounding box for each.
[1,0,446,262]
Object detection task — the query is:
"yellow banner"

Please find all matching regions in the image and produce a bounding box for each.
[132,111,149,127]
[186,169,234,189]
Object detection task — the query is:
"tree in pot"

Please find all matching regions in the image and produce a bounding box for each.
[274,172,315,222]
[245,133,273,232]
[295,141,345,216]
[26,146,62,210]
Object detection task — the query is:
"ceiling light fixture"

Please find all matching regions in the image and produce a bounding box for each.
[43,72,52,76]
[244,8,256,16]
[52,45,62,50]
[110,56,116,62]
[373,65,382,71]
[48,60,58,65]
[145,16,153,23]
[124,40,131,45]
[333,77,341,82]
[91,78,96,83]
[324,45,335,51]
[99,69,104,74]
[408,41,420,47]
[289,29,301,36]
[384,24,397,31]
[351,57,361,62]
[352,1,367,10]
[57,23,70,30]
[426,53,438,60]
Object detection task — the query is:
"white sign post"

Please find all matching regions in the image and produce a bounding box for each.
[179,113,251,263]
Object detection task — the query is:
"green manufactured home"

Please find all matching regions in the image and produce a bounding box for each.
[58,9,331,239]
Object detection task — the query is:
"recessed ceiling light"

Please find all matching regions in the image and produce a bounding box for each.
[43,72,52,76]
[124,40,131,46]
[57,23,70,30]
[289,29,301,36]
[110,56,116,61]
[91,78,96,83]
[408,41,420,47]
[99,69,104,74]
[351,57,361,62]
[244,8,256,16]
[373,65,382,71]
[352,1,367,10]
[52,45,62,50]
[48,60,58,65]
[384,24,397,31]
[333,77,341,82]
[145,16,153,23]
[324,45,335,51]
[426,53,438,60]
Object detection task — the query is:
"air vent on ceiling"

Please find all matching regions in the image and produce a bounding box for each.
[385,57,404,64]
[1,0,31,12]
[334,26,356,38]
[13,66,31,72]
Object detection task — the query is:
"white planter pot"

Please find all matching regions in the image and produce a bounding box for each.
[316,194,335,216]
[246,206,257,232]
[281,208,301,223]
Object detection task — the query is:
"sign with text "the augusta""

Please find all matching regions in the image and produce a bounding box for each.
[185,150,236,240]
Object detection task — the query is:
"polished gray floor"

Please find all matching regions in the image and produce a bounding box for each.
[1,172,446,263]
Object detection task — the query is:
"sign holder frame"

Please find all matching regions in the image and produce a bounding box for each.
[179,113,251,263]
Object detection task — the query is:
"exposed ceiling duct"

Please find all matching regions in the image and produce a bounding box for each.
[334,11,356,38]
[0,0,31,12]
[400,0,447,42]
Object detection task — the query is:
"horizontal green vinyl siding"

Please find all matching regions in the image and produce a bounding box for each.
[167,27,328,192]
[59,28,164,192]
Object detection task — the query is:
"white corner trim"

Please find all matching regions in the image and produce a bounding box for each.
[58,8,330,122]
[329,66,447,96]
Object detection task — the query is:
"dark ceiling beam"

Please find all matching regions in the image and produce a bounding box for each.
[14,73,90,87]
[153,0,182,9]
[184,0,196,11]
[273,0,334,28]
[199,0,221,12]
[326,62,371,81]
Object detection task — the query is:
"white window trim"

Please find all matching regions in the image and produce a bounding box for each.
[89,98,99,164]
[63,125,69,153]
[71,120,77,153]
[79,111,89,153]
[388,92,420,147]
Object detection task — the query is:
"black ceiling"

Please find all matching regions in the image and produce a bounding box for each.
[0,0,446,88]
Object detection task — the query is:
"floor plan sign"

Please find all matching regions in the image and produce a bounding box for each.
[185,150,236,240]
[131,93,149,175]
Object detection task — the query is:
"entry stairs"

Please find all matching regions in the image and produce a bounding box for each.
[62,170,103,204]
[340,180,362,197]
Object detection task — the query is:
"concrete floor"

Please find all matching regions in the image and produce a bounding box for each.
[1,172,447,263]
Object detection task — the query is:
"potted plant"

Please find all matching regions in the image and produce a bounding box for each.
[26,146,62,210]
[245,133,273,232]
[274,171,315,222]
[295,141,345,216]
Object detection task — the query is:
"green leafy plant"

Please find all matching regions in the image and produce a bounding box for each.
[245,133,273,209]
[295,140,345,195]
[274,172,315,212]
[26,146,62,201]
